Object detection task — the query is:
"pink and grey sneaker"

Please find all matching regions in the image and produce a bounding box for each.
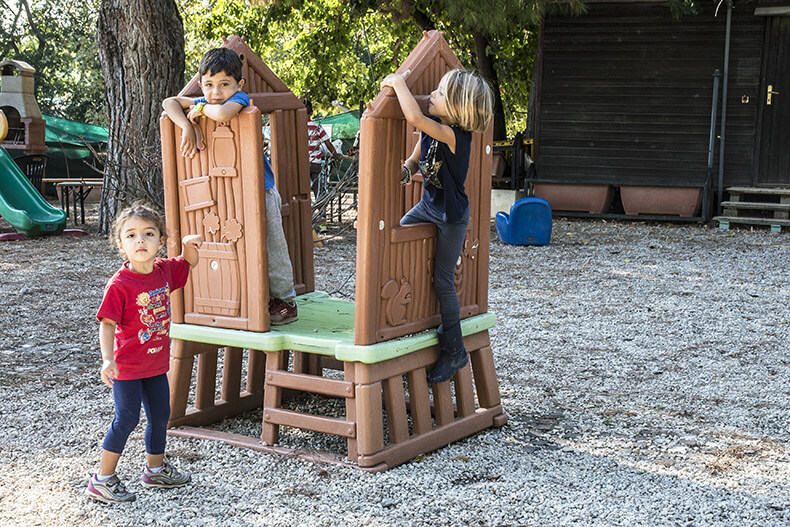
[86,474,136,504]
[269,298,298,325]
[141,461,191,489]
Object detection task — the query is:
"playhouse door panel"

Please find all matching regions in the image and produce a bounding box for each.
[758,16,790,186]
[377,225,439,340]
[191,242,241,316]
[162,109,269,331]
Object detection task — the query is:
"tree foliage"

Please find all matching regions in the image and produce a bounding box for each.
[237,0,585,136]
[178,0,417,117]
[1,0,705,136]
[0,0,105,125]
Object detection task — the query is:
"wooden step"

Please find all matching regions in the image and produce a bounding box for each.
[727,186,790,196]
[713,215,790,232]
[721,200,790,221]
[720,201,790,211]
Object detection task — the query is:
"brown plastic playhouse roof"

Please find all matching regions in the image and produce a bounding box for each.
[365,31,463,119]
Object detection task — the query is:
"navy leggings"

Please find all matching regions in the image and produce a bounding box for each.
[102,373,170,455]
[401,200,469,329]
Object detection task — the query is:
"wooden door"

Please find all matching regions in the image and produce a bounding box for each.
[757,16,790,186]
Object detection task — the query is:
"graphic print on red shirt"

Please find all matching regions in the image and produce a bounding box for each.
[97,257,190,380]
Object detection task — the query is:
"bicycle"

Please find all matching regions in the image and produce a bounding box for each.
[311,152,359,231]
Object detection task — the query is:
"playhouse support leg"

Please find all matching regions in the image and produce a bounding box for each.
[262,351,285,446]
[383,375,409,444]
[454,363,476,418]
[168,339,194,425]
[431,381,454,426]
[221,347,243,403]
[344,362,358,461]
[470,344,501,408]
[406,369,432,435]
[247,349,266,393]
[355,380,383,456]
[195,346,218,410]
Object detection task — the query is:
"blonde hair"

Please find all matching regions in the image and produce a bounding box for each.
[111,201,166,257]
[437,69,494,133]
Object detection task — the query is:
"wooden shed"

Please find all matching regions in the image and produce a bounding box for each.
[529,0,790,222]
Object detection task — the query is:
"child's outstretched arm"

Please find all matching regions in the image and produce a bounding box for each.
[98,318,118,387]
[182,234,203,268]
[381,71,456,152]
[196,100,245,124]
[163,96,200,158]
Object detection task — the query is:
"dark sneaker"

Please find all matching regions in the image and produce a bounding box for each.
[86,474,136,504]
[269,298,298,325]
[140,461,191,489]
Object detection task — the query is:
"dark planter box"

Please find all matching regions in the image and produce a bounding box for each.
[533,183,614,213]
[621,186,702,217]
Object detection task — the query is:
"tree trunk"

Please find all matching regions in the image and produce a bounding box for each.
[96,0,184,233]
[472,32,507,141]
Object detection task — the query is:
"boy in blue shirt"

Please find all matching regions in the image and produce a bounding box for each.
[163,48,297,324]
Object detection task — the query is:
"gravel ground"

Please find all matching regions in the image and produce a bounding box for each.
[0,203,788,526]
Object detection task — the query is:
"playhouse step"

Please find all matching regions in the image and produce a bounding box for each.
[266,369,354,398]
[713,215,790,232]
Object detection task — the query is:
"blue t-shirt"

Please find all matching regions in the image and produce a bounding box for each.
[418,116,472,223]
[193,91,274,190]
[194,90,250,107]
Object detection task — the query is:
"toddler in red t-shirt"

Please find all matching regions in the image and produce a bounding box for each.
[87,202,202,504]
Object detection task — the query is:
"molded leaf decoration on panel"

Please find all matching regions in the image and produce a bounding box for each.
[222,218,243,243]
[203,210,220,234]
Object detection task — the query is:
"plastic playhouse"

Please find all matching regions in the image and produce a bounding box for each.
[160,33,507,471]
[0,60,66,237]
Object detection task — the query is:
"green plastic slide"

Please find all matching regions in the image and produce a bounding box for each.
[0,146,66,236]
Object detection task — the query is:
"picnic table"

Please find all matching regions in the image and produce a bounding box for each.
[42,178,104,224]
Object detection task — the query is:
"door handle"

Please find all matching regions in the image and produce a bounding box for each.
[768,84,779,105]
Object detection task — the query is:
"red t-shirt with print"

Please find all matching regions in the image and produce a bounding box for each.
[96,257,190,380]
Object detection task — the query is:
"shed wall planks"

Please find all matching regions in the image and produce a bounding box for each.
[535,3,765,188]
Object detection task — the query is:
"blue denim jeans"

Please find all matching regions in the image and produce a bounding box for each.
[102,373,170,455]
[400,200,470,329]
